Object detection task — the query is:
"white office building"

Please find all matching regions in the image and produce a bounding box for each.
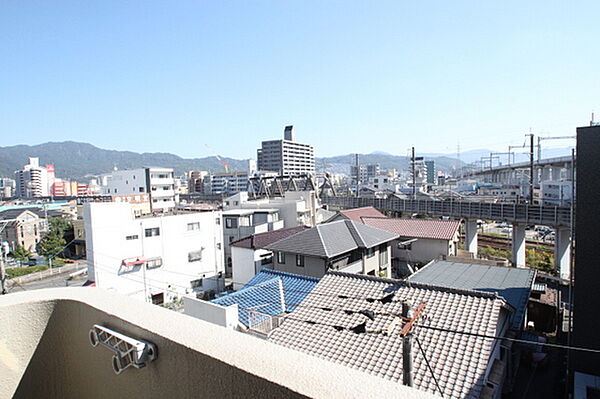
[14,158,51,198]
[100,167,178,212]
[257,125,315,176]
[84,202,224,304]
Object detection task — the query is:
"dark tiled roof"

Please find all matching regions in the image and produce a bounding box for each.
[408,260,535,330]
[0,207,67,221]
[362,217,461,241]
[270,272,510,399]
[265,220,398,258]
[212,270,319,327]
[231,226,309,249]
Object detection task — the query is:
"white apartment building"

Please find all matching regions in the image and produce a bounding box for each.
[84,202,224,304]
[100,167,178,212]
[540,180,574,206]
[257,125,315,176]
[224,191,325,228]
[14,158,51,198]
[207,171,249,196]
[221,208,284,275]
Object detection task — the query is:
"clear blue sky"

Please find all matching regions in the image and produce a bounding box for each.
[1,1,598,159]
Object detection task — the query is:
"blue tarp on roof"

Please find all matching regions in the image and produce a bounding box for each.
[212,270,319,327]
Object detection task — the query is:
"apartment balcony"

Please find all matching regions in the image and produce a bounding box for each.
[269,219,285,231]
[149,177,174,186]
[151,189,175,198]
[0,288,434,399]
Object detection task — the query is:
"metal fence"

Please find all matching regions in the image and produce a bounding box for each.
[321,196,572,228]
[248,310,283,335]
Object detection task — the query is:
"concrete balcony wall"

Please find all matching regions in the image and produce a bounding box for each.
[0,288,436,399]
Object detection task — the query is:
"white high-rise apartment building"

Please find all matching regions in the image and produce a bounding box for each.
[84,202,224,304]
[14,157,50,198]
[257,125,315,176]
[101,167,178,212]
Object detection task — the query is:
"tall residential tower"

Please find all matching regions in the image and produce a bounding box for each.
[257,126,315,176]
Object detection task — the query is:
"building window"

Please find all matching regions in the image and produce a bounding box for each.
[215,217,220,225]
[277,251,286,264]
[151,292,164,305]
[144,227,160,237]
[187,222,200,231]
[139,187,144,192]
[190,279,203,289]
[227,257,232,268]
[216,242,221,250]
[261,255,273,265]
[188,249,203,262]
[366,247,375,258]
[225,217,238,229]
[125,235,139,240]
[379,245,388,266]
[146,257,163,269]
[229,236,235,243]
[296,254,305,267]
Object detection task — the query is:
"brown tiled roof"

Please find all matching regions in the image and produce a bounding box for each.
[361,217,461,241]
[270,272,510,399]
[231,226,309,249]
[336,206,386,222]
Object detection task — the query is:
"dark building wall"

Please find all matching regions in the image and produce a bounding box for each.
[572,125,600,374]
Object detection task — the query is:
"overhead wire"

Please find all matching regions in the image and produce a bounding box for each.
[82,248,600,354]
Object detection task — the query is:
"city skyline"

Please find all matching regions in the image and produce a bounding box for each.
[2,1,596,158]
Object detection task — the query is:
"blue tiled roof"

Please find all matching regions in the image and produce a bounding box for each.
[408,260,536,330]
[212,270,319,327]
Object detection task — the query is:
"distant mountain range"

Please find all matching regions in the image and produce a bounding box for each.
[0,142,250,181]
[0,141,575,181]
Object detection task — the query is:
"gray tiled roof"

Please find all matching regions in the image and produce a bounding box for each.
[269,272,510,399]
[408,260,535,330]
[265,220,398,258]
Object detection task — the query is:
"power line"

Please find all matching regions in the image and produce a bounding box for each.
[414,336,444,398]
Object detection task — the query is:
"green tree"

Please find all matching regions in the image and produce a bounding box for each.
[49,216,72,236]
[9,245,32,265]
[38,231,66,261]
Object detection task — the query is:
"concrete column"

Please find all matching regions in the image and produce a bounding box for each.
[555,228,572,279]
[512,224,527,267]
[465,219,478,257]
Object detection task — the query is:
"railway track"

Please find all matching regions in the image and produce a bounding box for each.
[463,234,554,252]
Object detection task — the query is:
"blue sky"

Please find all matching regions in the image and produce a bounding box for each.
[1,1,597,159]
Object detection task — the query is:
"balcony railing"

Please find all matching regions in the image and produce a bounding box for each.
[0,288,436,398]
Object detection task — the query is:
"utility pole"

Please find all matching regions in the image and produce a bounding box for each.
[411,147,416,200]
[355,154,360,198]
[402,301,413,387]
[526,133,534,203]
[0,251,6,295]
[0,219,18,295]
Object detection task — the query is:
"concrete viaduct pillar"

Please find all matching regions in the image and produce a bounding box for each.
[555,228,572,279]
[465,219,478,257]
[512,224,527,267]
